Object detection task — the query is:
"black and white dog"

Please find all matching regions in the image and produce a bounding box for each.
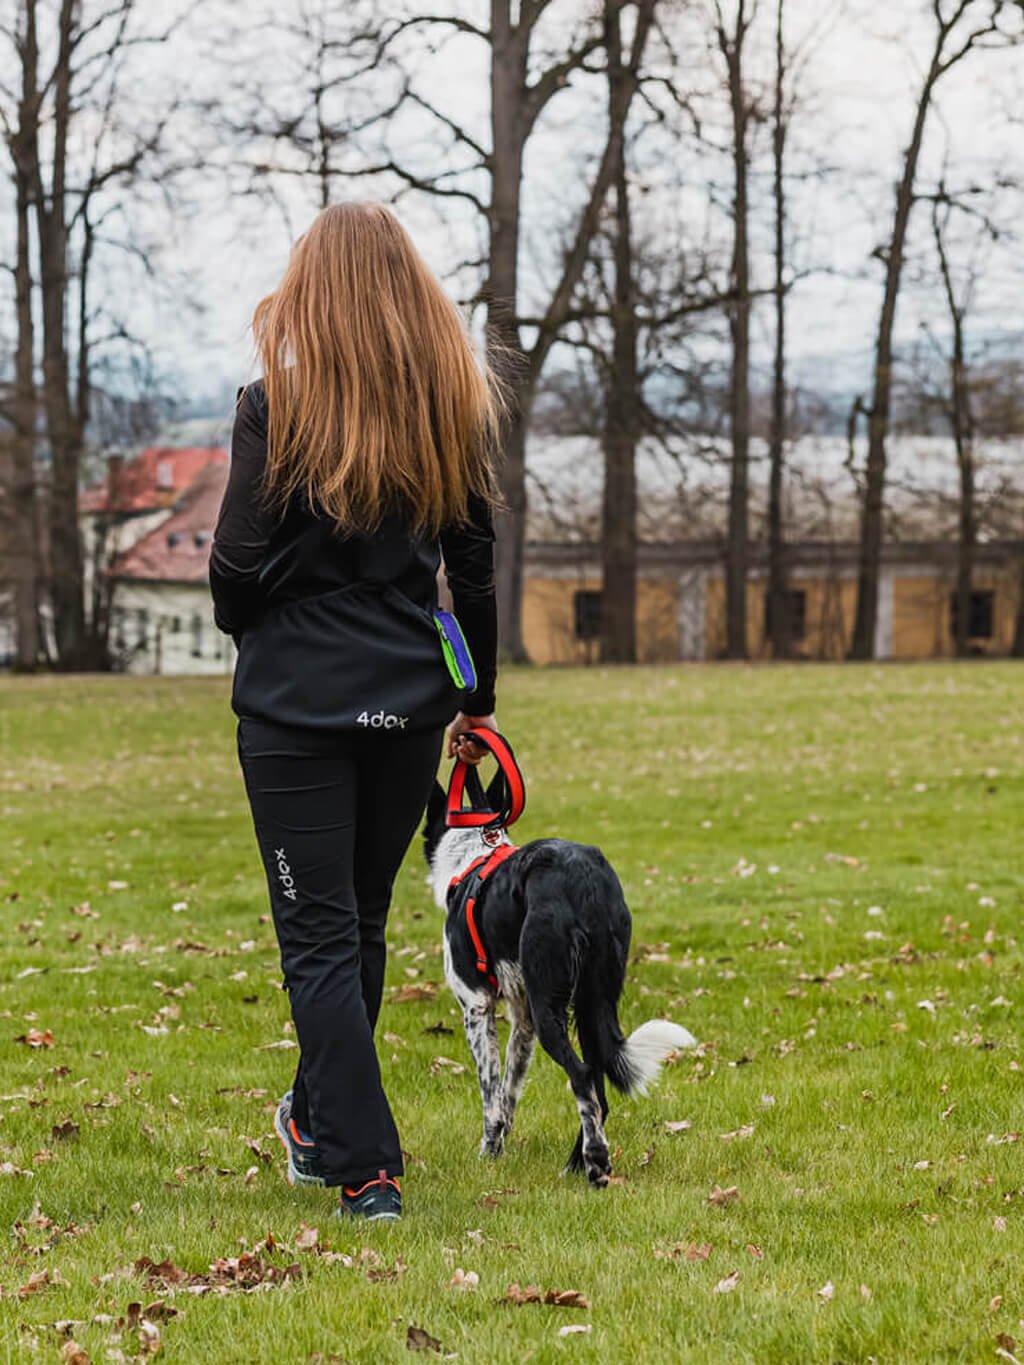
[423,781,696,1186]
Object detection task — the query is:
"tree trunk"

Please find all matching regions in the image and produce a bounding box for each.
[35,0,86,668]
[766,0,789,661]
[850,37,945,659]
[930,197,978,660]
[720,3,752,661]
[10,0,41,670]
[600,0,638,665]
[487,2,530,662]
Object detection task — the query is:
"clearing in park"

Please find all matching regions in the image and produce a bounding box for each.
[0,662,1021,1364]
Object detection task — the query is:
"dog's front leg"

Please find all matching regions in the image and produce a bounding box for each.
[461,997,505,1157]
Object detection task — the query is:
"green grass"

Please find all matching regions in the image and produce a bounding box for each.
[1,663,1023,1364]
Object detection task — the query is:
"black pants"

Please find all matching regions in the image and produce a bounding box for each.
[237,718,443,1187]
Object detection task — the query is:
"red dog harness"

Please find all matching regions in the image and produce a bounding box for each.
[445,731,526,992]
[447,842,519,991]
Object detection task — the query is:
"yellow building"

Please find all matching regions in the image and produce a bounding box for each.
[522,541,1024,663]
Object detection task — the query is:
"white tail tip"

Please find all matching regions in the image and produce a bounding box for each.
[621,1019,697,1096]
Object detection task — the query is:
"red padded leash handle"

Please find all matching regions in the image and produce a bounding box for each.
[446,729,526,831]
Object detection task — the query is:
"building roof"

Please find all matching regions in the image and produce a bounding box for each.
[80,445,228,514]
[109,463,228,583]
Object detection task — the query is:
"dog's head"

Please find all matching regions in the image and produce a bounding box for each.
[422,769,510,909]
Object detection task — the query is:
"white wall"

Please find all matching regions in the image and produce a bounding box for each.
[110,580,235,676]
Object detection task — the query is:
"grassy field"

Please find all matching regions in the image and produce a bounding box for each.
[0,663,1022,1365]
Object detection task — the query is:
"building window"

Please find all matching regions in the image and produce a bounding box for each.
[573,590,602,642]
[136,608,149,650]
[113,608,126,651]
[764,589,807,642]
[156,459,173,489]
[950,589,994,639]
[191,613,203,658]
[169,616,181,634]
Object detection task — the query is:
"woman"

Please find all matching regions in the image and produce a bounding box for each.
[210,202,500,1222]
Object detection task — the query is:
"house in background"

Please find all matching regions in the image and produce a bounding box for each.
[71,429,1024,675]
[106,462,233,675]
[79,444,231,675]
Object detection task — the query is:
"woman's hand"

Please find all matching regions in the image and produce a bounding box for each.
[446,711,498,763]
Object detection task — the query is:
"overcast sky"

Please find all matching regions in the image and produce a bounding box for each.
[36,0,1024,421]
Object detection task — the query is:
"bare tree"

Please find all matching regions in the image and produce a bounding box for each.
[765,0,789,659]
[1,0,183,667]
[0,0,42,667]
[849,0,1024,659]
[599,0,658,664]
[931,188,977,656]
[712,0,757,660]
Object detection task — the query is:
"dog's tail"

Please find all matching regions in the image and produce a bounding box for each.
[606,1019,698,1096]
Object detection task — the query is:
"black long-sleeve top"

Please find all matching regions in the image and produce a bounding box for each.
[209,381,497,718]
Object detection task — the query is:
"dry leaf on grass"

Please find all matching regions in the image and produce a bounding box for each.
[719,1124,755,1141]
[503,1284,590,1308]
[15,1028,54,1048]
[449,1268,479,1291]
[664,1120,692,1133]
[0,1161,34,1177]
[746,1244,763,1260]
[60,1343,90,1365]
[406,1324,443,1353]
[294,1224,319,1252]
[707,1184,740,1207]
[818,1281,834,1302]
[654,1241,712,1262]
[391,983,439,1003]
[51,1120,80,1141]
[558,1324,592,1337]
[429,1056,466,1076]
[18,1268,66,1298]
[714,1270,740,1294]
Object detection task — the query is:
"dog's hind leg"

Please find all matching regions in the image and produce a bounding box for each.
[531,1003,611,1188]
[497,968,535,1138]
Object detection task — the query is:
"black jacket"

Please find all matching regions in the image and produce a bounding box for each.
[209,382,497,727]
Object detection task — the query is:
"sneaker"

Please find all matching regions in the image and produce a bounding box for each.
[336,1169,402,1222]
[273,1091,325,1188]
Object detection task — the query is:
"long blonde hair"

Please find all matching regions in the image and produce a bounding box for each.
[251,202,499,535]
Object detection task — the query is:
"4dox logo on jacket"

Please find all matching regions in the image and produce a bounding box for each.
[356,711,409,729]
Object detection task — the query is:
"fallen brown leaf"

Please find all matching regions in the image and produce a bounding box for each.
[503,1283,590,1308]
[746,1244,763,1260]
[60,1343,90,1365]
[449,1267,479,1291]
[391,983,439,1003]
[714,1269,740,1294]
[406,1325,443,1353]
[707,1184,740,1207]
[15,1028,55,1048]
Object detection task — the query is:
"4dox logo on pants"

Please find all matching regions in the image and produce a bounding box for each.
[275,848,297,901]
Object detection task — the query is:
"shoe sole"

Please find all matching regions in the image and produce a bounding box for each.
[273,1106,325,1188]
[335,1208,401,1223]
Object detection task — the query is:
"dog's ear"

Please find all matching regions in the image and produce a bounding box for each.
[422,780,448,864]
[485,766,507,813]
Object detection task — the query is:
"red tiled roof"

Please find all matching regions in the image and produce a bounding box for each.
[80,445,228,513]
[110,463,228,583]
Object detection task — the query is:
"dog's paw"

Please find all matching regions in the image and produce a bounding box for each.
[584,1140,611,1188]
[480,1132,505,1159]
